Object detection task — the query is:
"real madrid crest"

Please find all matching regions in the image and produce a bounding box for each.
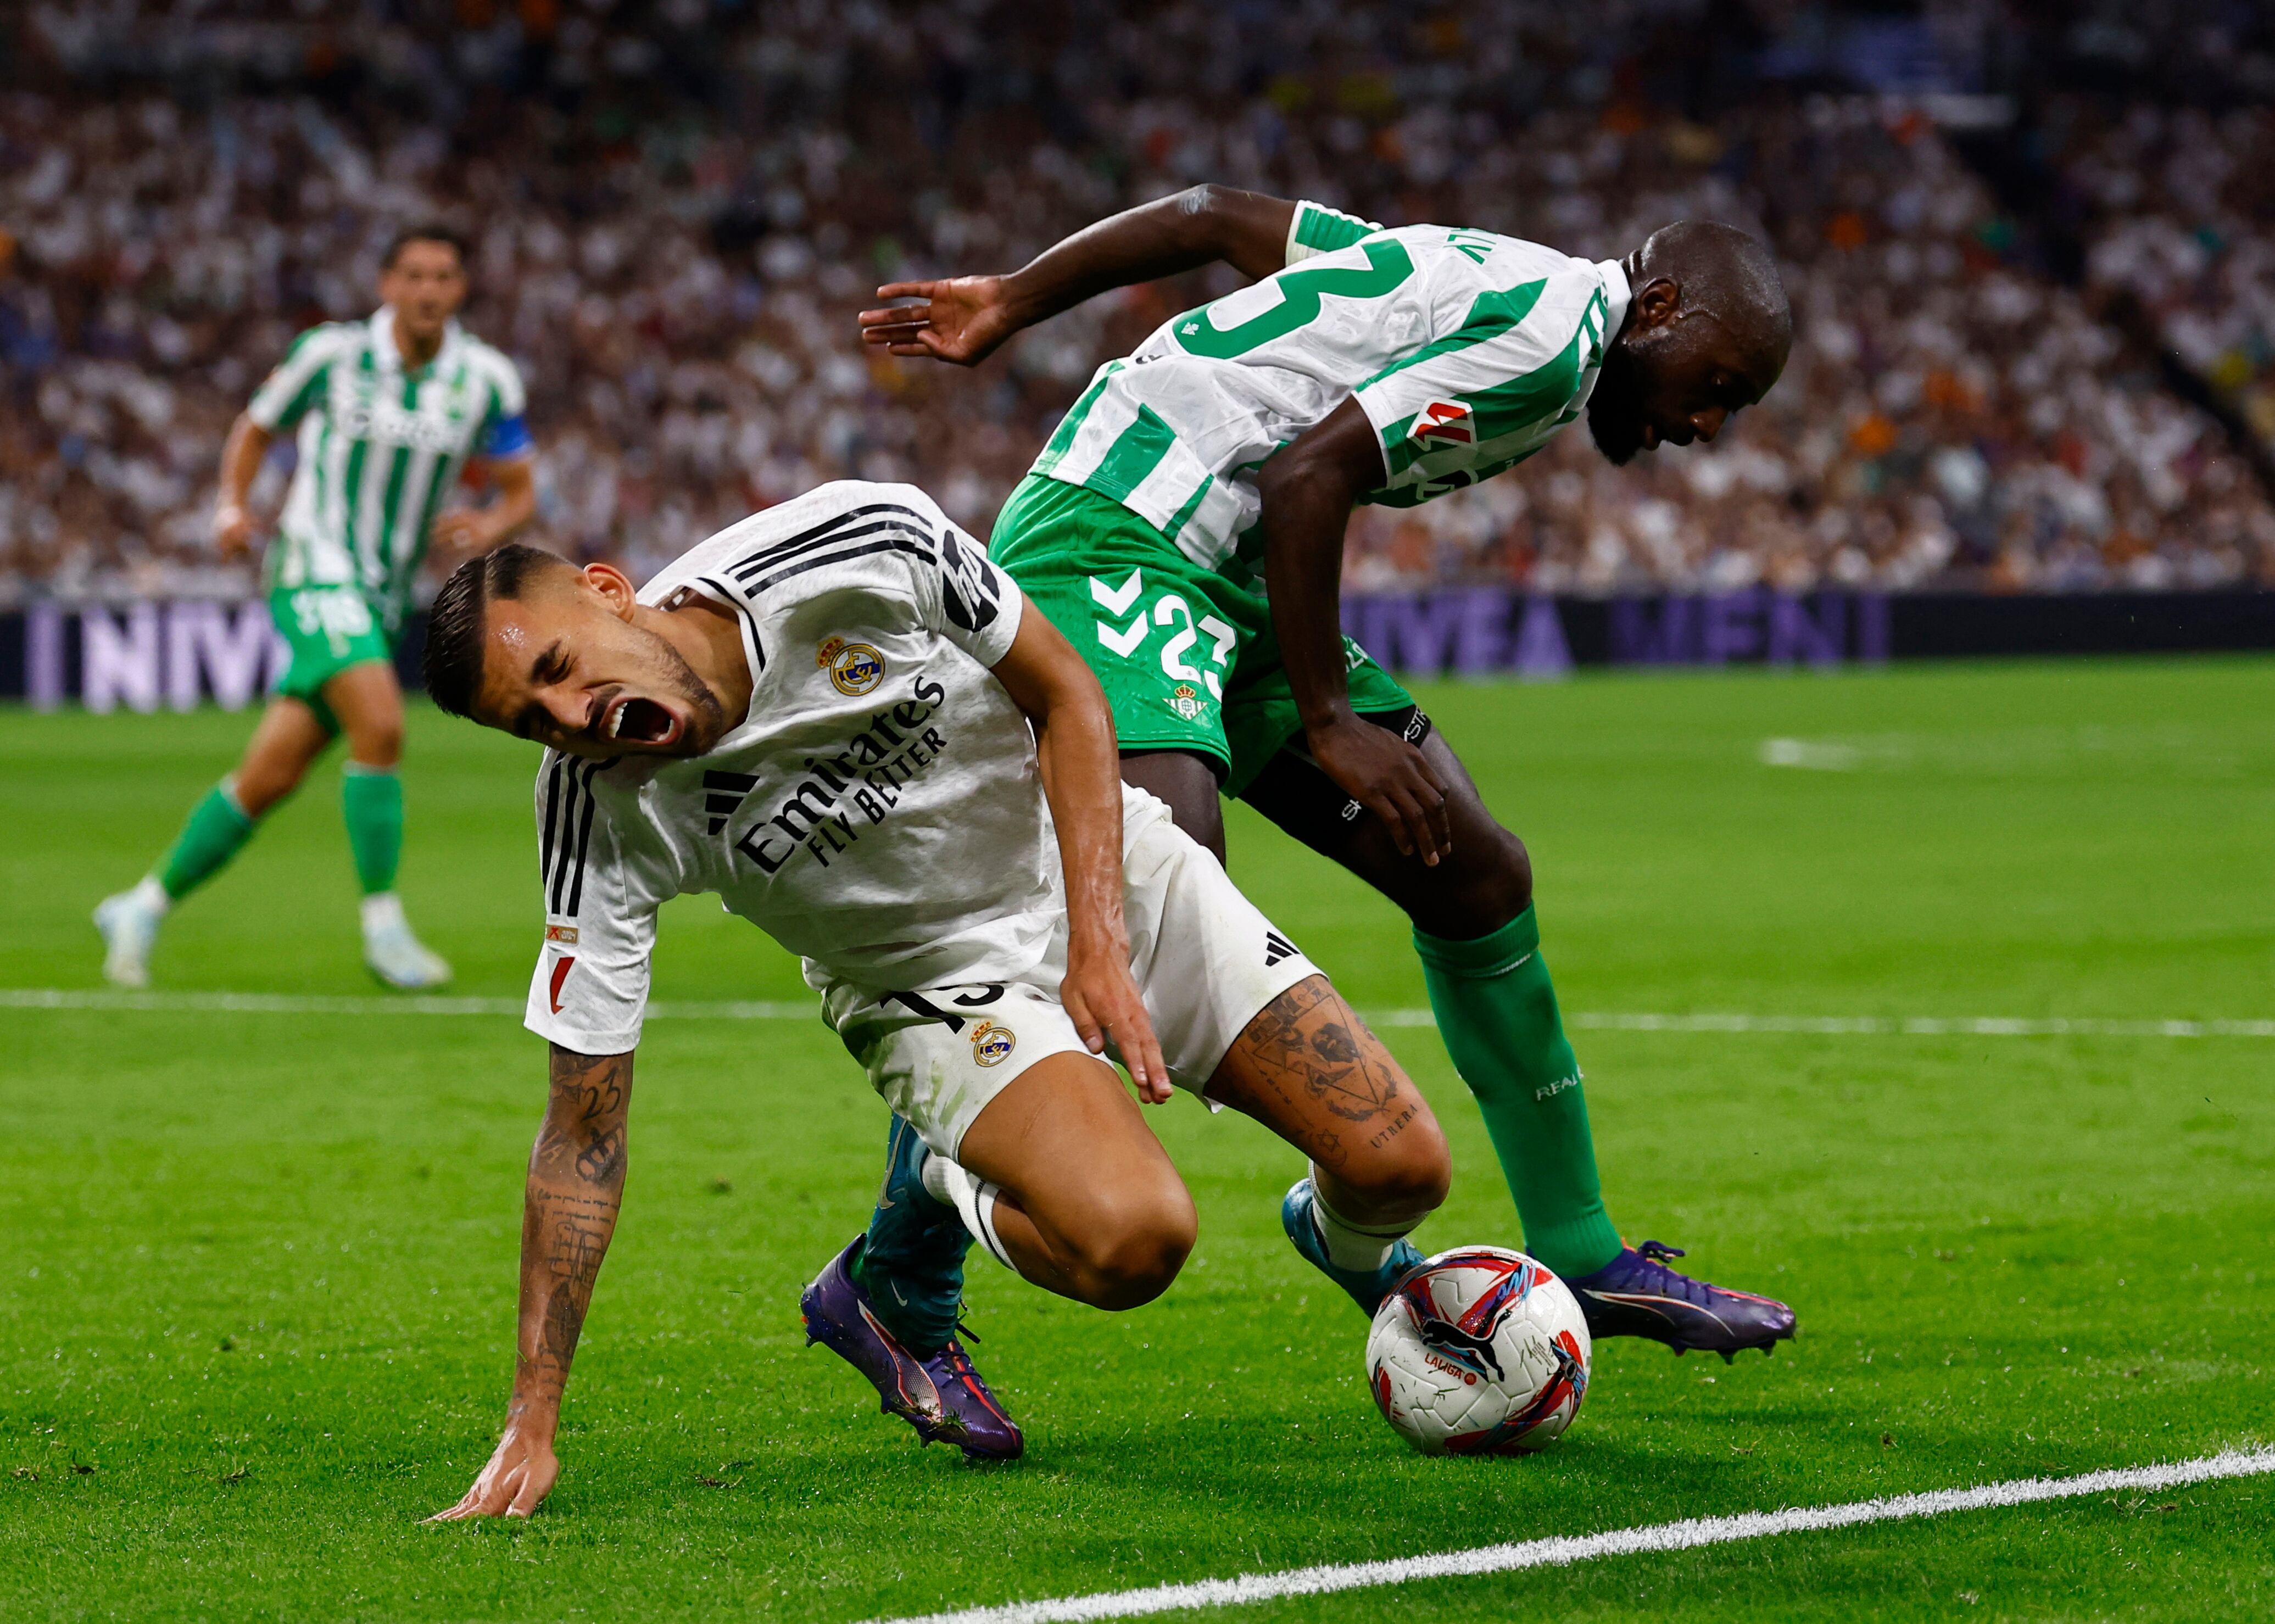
[969,1019,1016,1068]
[817,635,886,696]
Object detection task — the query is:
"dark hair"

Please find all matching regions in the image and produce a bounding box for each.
[422,543,570,718]
[382,221,471,272]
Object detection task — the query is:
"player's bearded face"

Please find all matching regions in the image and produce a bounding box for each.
[1592,314,1777,467]
[479,587,729,760]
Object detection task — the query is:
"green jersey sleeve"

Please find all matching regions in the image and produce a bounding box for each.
[245,325,338,432]
[1285,199,1384,265]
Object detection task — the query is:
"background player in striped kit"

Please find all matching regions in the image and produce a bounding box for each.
[858,187,1799,1358]
[94,225,536,990]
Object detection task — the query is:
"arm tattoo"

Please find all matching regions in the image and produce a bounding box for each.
[514,1046,635,1410]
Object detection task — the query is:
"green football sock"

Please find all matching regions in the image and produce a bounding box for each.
[154,781,258,902]
[341,764,404,897]
[1414,905,1624,1281]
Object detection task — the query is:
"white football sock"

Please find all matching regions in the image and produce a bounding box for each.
[360,891,406,936]
[1309,1177,1420,1273]
[923,1153,1013,1271]
[130,875,171,917]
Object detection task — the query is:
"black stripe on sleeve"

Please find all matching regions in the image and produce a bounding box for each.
[538,752,564,891]
[564,762,602,918]
[724,503,936,583]
[737,537,937,598]
[547,764,584,915]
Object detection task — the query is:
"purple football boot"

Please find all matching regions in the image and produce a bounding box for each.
[918,1332,1023,1461]
[1565,1240,1797,1361]
[801,1235,1023,1460]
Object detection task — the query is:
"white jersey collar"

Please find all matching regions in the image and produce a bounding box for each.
[368,306,464,378]
[639,573,768,748]
[1595,259,1634,342]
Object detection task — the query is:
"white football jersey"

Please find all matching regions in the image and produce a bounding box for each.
[1030,201,1632,583]
[523,482,1046,1057]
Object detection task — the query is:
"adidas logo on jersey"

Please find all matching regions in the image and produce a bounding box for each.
[702,769,759,834]
[1264,930,1300,968]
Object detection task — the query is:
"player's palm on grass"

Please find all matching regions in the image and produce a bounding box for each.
[428,1424,559,1521]
[860,277,1019,366]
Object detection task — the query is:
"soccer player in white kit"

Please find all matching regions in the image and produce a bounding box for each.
[418,481,1452,1511]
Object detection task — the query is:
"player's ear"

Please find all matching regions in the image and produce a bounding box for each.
[1630,276,1682,331]
[582,562,639,621]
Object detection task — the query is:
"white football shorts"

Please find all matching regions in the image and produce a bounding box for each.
[819,787,1320,1159]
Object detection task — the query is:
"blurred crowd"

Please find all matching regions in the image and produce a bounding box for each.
[3,0,2272,605]
[2061,101,2275,467]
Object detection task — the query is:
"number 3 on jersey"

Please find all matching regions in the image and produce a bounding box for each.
[1172,238,1415,359]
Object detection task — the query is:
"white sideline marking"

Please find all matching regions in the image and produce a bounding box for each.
[3,989,2272,1040]
[867,1448,2275,1624]
[0,987,812,1020]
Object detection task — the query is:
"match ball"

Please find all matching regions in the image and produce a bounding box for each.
[1365,1246,1591,1455]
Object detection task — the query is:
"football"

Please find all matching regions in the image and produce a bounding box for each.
[1365,1247,1592,1455]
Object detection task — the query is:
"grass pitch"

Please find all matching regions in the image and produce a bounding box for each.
[2,657,2271,1621]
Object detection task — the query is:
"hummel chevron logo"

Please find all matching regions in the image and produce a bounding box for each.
[1092,569,1149,657]
[701,769,760,835]
[1264,930,1299,968]
[1090,567,1145,616]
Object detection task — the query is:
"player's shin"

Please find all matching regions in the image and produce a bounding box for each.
[155,778,258,902]
[1306,1173,1427,1271]
[342,762,404,895]
[1413,903,1624,1282]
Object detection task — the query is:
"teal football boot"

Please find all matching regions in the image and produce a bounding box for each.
[1281,1175,1426,1315]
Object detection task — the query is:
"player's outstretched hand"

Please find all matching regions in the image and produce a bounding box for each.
[426,1421,559,1522]
[1307,715,1452,866]
[859,276,1022,365]
[1062,945,1170,1104]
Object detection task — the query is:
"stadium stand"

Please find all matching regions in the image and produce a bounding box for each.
[2,2,2272,607]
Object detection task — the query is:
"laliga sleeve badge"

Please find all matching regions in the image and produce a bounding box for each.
[969,1020,1016,1068]
[818,635,886,696]
[1410,398,1475,448]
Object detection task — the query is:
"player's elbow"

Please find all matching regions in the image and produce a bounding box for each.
[1172,183,1231,237]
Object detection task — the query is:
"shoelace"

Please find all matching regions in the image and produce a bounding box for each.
[1629,1240,1714,1304]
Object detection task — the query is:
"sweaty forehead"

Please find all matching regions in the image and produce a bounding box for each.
[471,596,559,722]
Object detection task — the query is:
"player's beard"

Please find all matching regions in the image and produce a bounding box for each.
[627,621,729,756]
[1587,343,1648,467]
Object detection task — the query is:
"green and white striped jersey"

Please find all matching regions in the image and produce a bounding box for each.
[247,308,529,627]
[1028,201,1630,579]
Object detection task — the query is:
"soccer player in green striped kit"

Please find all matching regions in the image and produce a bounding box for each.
[855,188,1800,1360]
[96,225,535,990]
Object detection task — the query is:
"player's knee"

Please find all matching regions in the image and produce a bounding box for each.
[1354,1114,1452,1221]
[1428,824,1532,936]
[1069,1189,1196,1310]
[346,713,404,768]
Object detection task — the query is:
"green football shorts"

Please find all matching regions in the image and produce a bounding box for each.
[270,583,394,735]
[990,475,1413,797]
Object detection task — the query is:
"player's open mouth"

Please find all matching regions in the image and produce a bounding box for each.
[604,696,680,747]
